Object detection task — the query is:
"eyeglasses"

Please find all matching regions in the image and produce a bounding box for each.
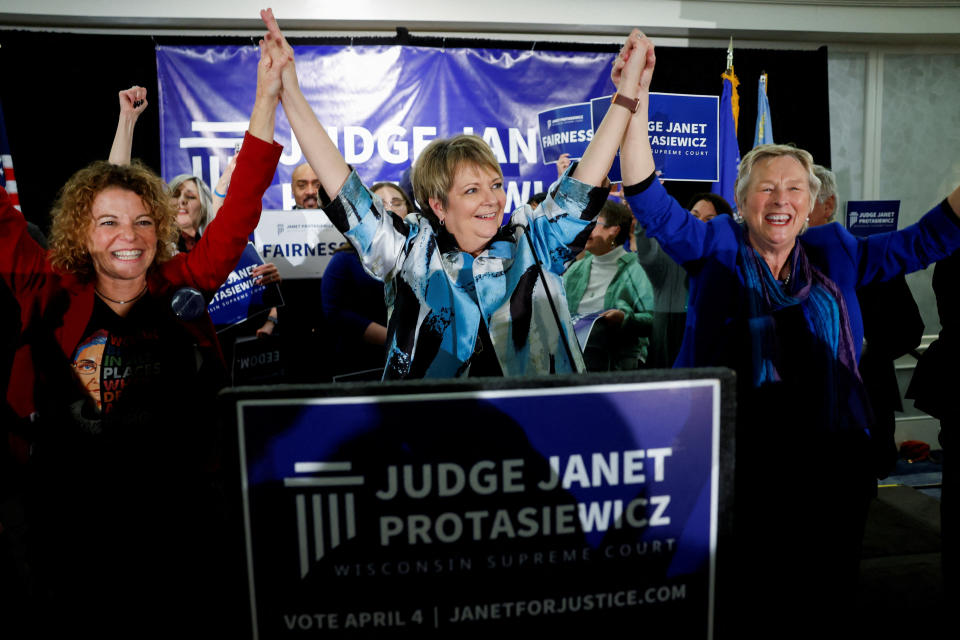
[73,359,98,375]
[383,198,406,210]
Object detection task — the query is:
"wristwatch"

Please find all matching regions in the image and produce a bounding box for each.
[611,92,641,114]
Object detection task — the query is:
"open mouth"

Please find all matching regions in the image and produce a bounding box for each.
[764,214,792,226]
[475,212,497,220]
[112,250,143,261]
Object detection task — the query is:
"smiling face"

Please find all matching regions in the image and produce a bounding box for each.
[740,155,813,255]
[86,187,157,290]
[374,184,410,218]
[170,178,203,236]
[430,163,506,257]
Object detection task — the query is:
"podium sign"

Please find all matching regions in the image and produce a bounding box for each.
[230,371,734,637]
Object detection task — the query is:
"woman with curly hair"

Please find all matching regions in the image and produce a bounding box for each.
[0,39,287,635]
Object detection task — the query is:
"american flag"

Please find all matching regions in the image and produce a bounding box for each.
[0,99,20,211]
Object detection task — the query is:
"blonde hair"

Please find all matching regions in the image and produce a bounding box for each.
[168,174,214,232]
[49,160,178,280]
[412,135,502,225]
[734,144,821,214]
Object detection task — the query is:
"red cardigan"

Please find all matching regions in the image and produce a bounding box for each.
[1,132,282,418]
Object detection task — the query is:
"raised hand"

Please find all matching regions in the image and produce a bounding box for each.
[247,13,290,144]
[611,30,655,97]
[256,37,286,102]
[557,153,572,177]
[109,86,148,164]
[119,86,148,117]
[260,8,299,97]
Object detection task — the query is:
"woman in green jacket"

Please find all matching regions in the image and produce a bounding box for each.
[563,200,654,370]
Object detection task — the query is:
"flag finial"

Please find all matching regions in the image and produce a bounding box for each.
[726,37,734,72]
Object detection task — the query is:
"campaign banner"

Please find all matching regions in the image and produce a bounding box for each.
[208,243,281,329]
[233,374,729,637]
[538,102,593,164]
[846,200,900,237]
[591,93,719,183]
[252,210,347,280]
[157,45,617,214]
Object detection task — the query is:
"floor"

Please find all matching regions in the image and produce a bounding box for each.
[857,458,945,635]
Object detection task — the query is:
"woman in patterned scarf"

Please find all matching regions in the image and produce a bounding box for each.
[260,9,647,379]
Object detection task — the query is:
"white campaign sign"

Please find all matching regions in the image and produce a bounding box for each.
[252,210,347,280]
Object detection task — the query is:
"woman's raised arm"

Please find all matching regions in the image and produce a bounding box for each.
[108,86,148,165]
[616,32,657,186]
[572,30,654,187]
[260,8,351,200]
[248,35,286,144]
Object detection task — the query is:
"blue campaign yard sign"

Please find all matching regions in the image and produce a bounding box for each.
[590,93,719,183]
[846,200,900,237]
[230,372,732,637]
[207,242,279,329]
[538,102,593,164]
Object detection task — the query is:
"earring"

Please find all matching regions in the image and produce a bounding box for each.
[439,218,445,226]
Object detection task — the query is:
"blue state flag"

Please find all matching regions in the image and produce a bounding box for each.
[711,69,740,210]
[753,73,774,147]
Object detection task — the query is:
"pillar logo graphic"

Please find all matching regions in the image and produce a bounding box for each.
[284,461,362,578]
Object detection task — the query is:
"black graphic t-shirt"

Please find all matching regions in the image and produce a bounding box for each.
[54,293,226,463]
[73,295,196,417]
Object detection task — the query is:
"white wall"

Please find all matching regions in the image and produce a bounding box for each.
[2,1,960,44]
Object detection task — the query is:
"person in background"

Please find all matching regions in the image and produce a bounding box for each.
[563,200,654,370]
[321,182,414,378]
[809,163,838,226]
[688,191,733,222]
[809,164,923,479]
[167,172,214,253]
[616,29,960,632]
[291,162,321,209]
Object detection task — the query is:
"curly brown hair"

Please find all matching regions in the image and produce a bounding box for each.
[48,160,178,280]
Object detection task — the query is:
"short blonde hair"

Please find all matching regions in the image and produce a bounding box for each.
[734,144,821,214]
[412,135,502,224]
[49,160,178,280]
